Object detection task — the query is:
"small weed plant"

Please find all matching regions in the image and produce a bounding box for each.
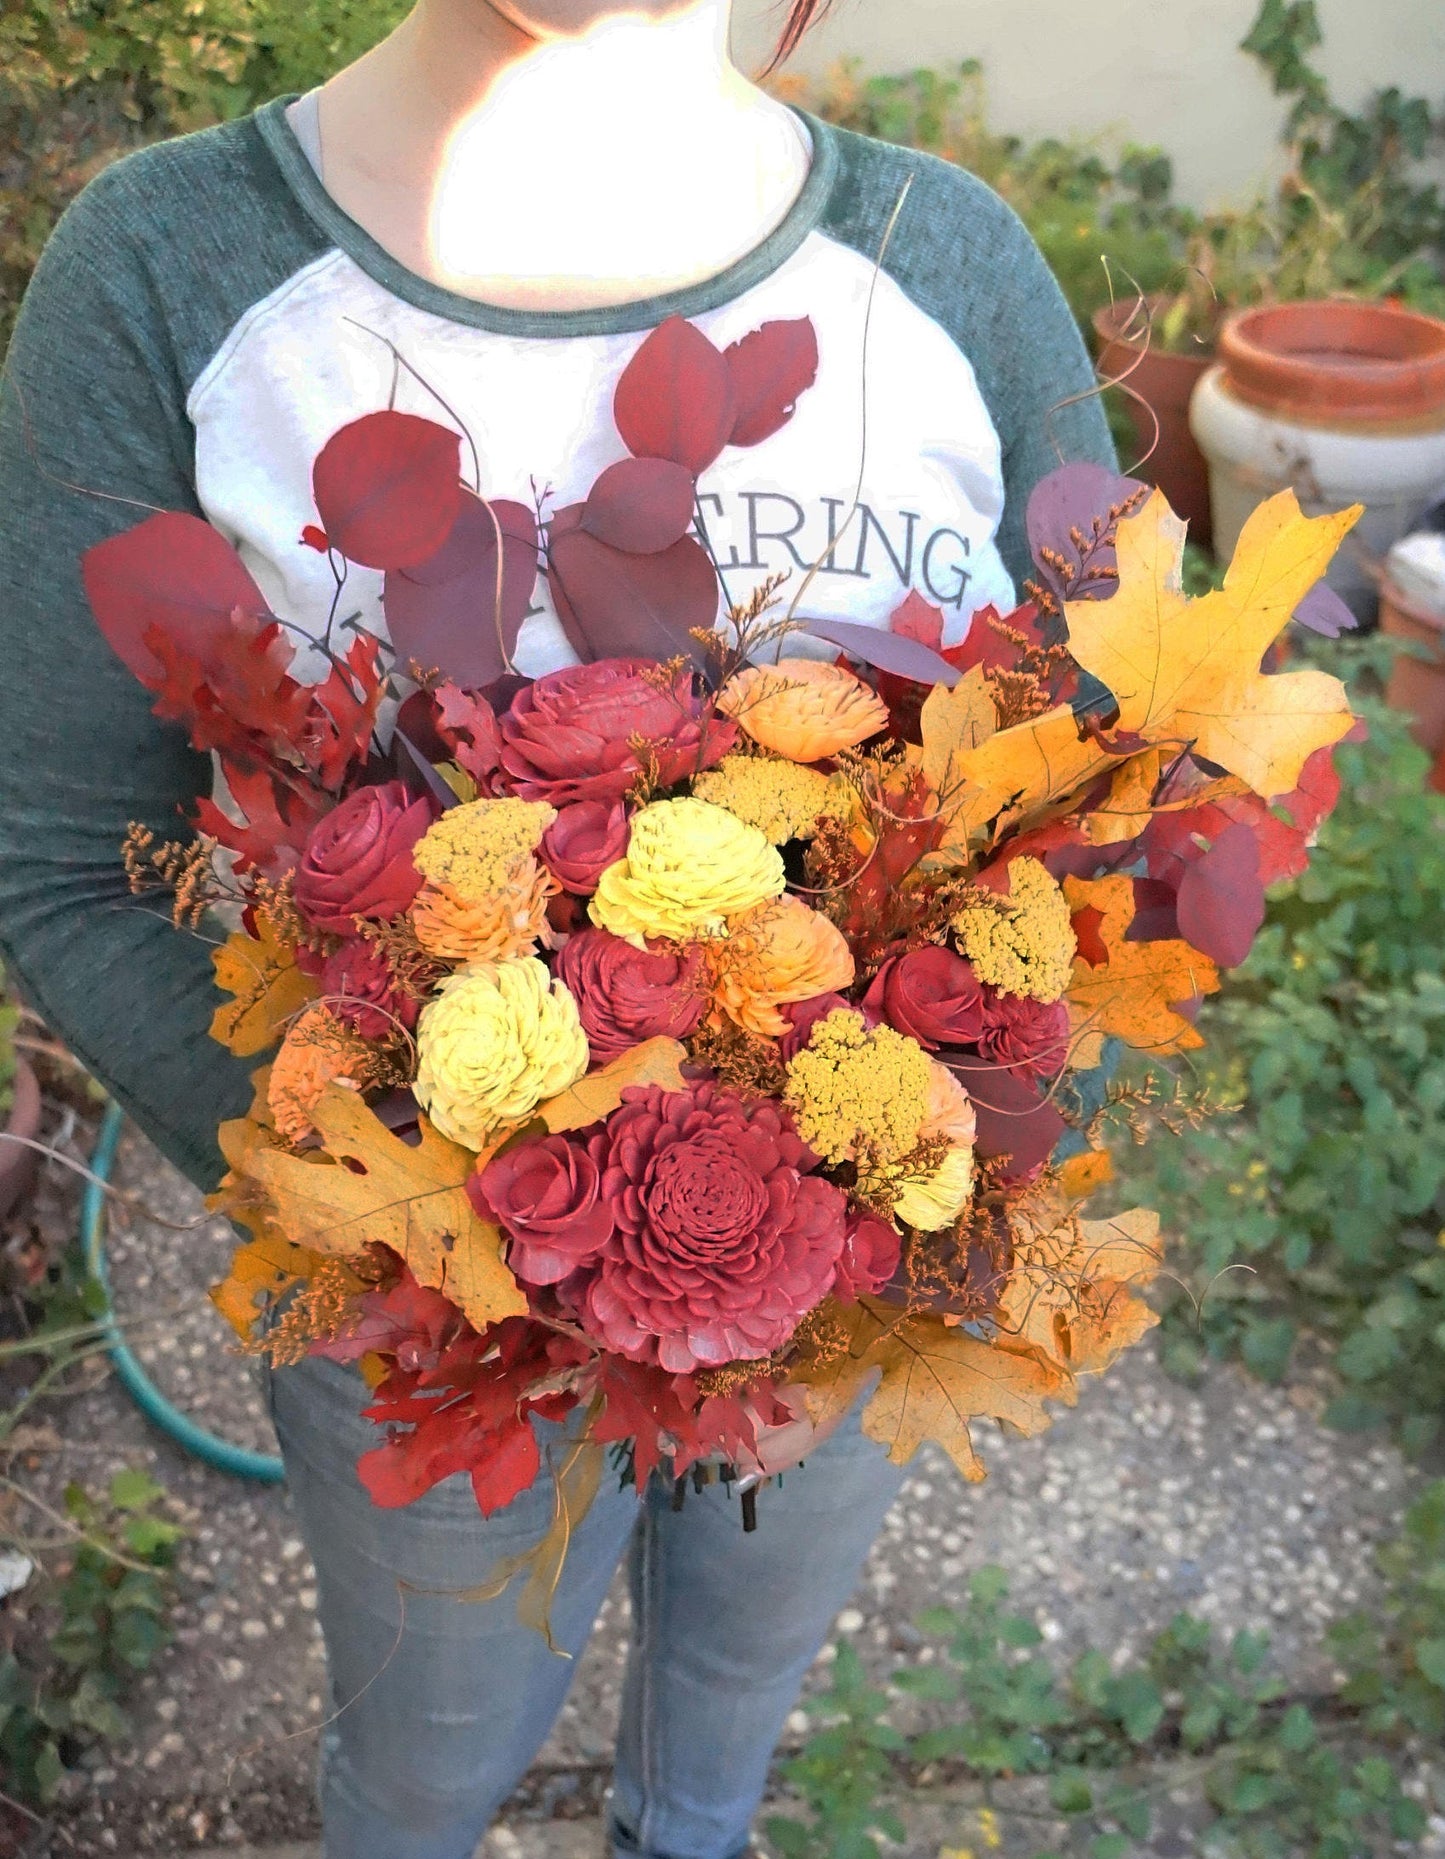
[768,1481,1445,1859]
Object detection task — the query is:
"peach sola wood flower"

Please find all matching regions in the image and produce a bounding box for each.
[718,658,889,763]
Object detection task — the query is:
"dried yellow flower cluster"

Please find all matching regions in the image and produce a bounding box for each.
[952,857,1077,1003]
[412,798,556,902]
[784,1008,933,1166]
[692,753,851,846]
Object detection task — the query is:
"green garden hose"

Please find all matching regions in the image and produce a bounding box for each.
[81,1101,285,1484]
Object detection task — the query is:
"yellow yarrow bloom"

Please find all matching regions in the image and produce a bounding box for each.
[413,798,557,904]
[952,857,1077,1004]
[590,797,785,949]
[415,957,588,1151]
[784,1008,932,1167]
[692,754,851,846]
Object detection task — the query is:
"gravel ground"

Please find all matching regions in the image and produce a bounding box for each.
[14,1124,1444,1857]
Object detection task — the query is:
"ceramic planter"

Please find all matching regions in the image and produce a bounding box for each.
[1190,300,1445,619]
[1093,299,1215,550]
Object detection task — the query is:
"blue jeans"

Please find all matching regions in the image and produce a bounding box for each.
[259,1349,908,1859]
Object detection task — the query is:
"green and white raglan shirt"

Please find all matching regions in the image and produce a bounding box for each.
[0,94,1114,1192]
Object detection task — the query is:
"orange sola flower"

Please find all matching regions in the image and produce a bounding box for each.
[718,658,888,763]
[710,895,856,1038]
[267,1005,377,1145]
[411,858,557,965]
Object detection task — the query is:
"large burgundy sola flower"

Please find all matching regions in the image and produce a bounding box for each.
[497,659,735,807]
[294,780,432,934]
[575,1082,849,1375]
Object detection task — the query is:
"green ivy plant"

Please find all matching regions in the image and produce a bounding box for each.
[0,1468,184,1805]
[769,1483,1445,1859]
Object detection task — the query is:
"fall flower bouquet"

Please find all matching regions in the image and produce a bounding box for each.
[81,311,1362,1621]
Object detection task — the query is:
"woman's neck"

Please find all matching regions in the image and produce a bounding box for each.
[315,0,812,311]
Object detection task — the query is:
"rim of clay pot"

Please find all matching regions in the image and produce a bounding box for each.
[1219,300,1445,426]
[0,1055,42,1222]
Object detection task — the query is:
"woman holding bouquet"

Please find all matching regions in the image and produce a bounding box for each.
[0,1,1114,1854]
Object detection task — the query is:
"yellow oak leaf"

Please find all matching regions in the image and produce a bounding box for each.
[1066,489,1360,800]
[245,1085,527,1332]
[1062,873,1219,1068]
[209,1231,326,1342]
[536,1037,688,1135]
[791,1298,1069,1483]
[210,922,317,1058]
[921,666,997,805]
[1002,1198,1162,1376]
[1084,749,1167,846]
[933,703,1127,860]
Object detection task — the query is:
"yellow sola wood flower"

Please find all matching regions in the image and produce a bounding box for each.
[783,1007,933,1166]
[590,797,785,948]
[415,957,588,1150]
[893,1145,976,1233]
[953,857,1077,1004]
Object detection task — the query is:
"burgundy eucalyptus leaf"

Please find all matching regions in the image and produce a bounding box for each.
[613,316,737,473]
[958,1059,1067,1182]
[546,507,720,665]
[724,317,820,447]
[82,512,272,683]
[1292,581,1358,638]
[1126,875,1183,944]
[1027,462,1149,609]
[580,457,697,555]
[312,411,464,571]
[383,494,538,688]
[1174,821,1265,969]
[393,728,462,813]
[800,617,962,689]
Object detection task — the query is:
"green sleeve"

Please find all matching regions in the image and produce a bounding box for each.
[0,166,255,1191]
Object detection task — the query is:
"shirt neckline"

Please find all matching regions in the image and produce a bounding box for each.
[252,92,839,341]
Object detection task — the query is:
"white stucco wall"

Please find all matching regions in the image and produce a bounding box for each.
[734,0,1445,210]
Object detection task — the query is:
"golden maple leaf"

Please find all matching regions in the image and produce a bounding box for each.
[536,1037,689,1135]
[1065,489,1360,800]
[790,1298,1070,1483]
[209,1231,328,1341]
[245,1085,527,1333]
[1001,1190,1162,1376]
[210,921,317,1058]
[1062,872,1220,1068]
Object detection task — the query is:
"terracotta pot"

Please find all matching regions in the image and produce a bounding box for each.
[1381,575,1445,756]
[0,1055,42,1222]
[1218,300,1445,428]
[1093,298,1215,551]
